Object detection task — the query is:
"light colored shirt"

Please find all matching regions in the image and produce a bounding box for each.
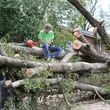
[38,30,54,43]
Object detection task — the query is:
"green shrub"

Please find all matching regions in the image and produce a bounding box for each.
[54,31,76,48]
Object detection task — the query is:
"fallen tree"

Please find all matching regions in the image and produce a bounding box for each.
[0,55,109,76]
[11,41,109,64]
[0,55,45,68]
[73,40,110,63]
[25,61,110,77]
[49,62,109,73]
[67,0,110,48]
[5,78,109,95]
[0,54,110,78]
[11,44,44,56]
[5,78,63,88]
[10,44,69,58]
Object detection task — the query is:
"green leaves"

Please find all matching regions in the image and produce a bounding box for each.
[54,31,76,48]
[24,78,45,92]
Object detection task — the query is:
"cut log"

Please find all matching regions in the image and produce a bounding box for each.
[0,55,109,74]
[73,92,110,103]
[0,55,45,68]
[73,40,83,50]
[25,67,45,78]
[24,61,110,78]
[14,54,21,59]
[74,82,108,95]
[11,45,44,56]
[73,28,91,45]
[79,35,91,45]
[49,62,109,73]
[6,79,109,95]
[67,0,110,48]
[6,78,63,88]
[73,40,110,63]
[10,44,67,58]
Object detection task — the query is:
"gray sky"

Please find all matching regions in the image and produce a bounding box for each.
[88,0,110,32]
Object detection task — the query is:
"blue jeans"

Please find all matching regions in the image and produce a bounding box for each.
[43,43,62,59]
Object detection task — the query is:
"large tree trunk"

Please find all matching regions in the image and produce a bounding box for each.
[24,62,109,78]
[0,55,109,74]
[49,62,109,73]
[10,44,67,58]
[6,78,109,95]
[0,56,45,68]
[74,82,108,95]
[67,0,110,48]
[11,45,44,56]
[5,78,63,88]
[73,40,110,63]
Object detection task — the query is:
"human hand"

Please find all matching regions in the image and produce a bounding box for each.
[48,40,54,45]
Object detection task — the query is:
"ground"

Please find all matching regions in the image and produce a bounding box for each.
[36,96,110,110]
[74,100,110,110]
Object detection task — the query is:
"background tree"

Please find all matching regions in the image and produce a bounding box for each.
[67,0,110,48]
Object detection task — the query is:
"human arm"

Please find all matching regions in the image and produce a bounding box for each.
[38,31,45,44]
[48,31,54,44]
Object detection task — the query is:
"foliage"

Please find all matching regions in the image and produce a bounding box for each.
[0,0,106,109]
[0,39,15,56]
[24,78,45,92]
[80,73,110,86]
[24,70,53,92]
[62,78,75,95]
[0,0,99,42]
[0,0,49,42]
[54,31,76,48]
[70,56,81,62]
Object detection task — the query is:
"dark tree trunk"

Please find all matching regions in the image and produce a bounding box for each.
[67,0,110,48]
[73,40,110,63]
[0,56,44,68]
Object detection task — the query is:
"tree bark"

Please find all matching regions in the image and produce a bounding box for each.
[24,62,109,78]
[67,0,110,48]
[74,82,108,95]
[6,79,109,95]
[49,62,109,73]
[61,51,77,62]
[73,92,110,103]
[11,45,44,56]
[6,78,63,88]
[10,44,67,58]
[0,55,109,74]
[25,67,46,78]
[0,56,45,68]
[73,40,110,63]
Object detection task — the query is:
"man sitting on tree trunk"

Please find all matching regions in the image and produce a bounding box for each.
[38,23,62,61]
